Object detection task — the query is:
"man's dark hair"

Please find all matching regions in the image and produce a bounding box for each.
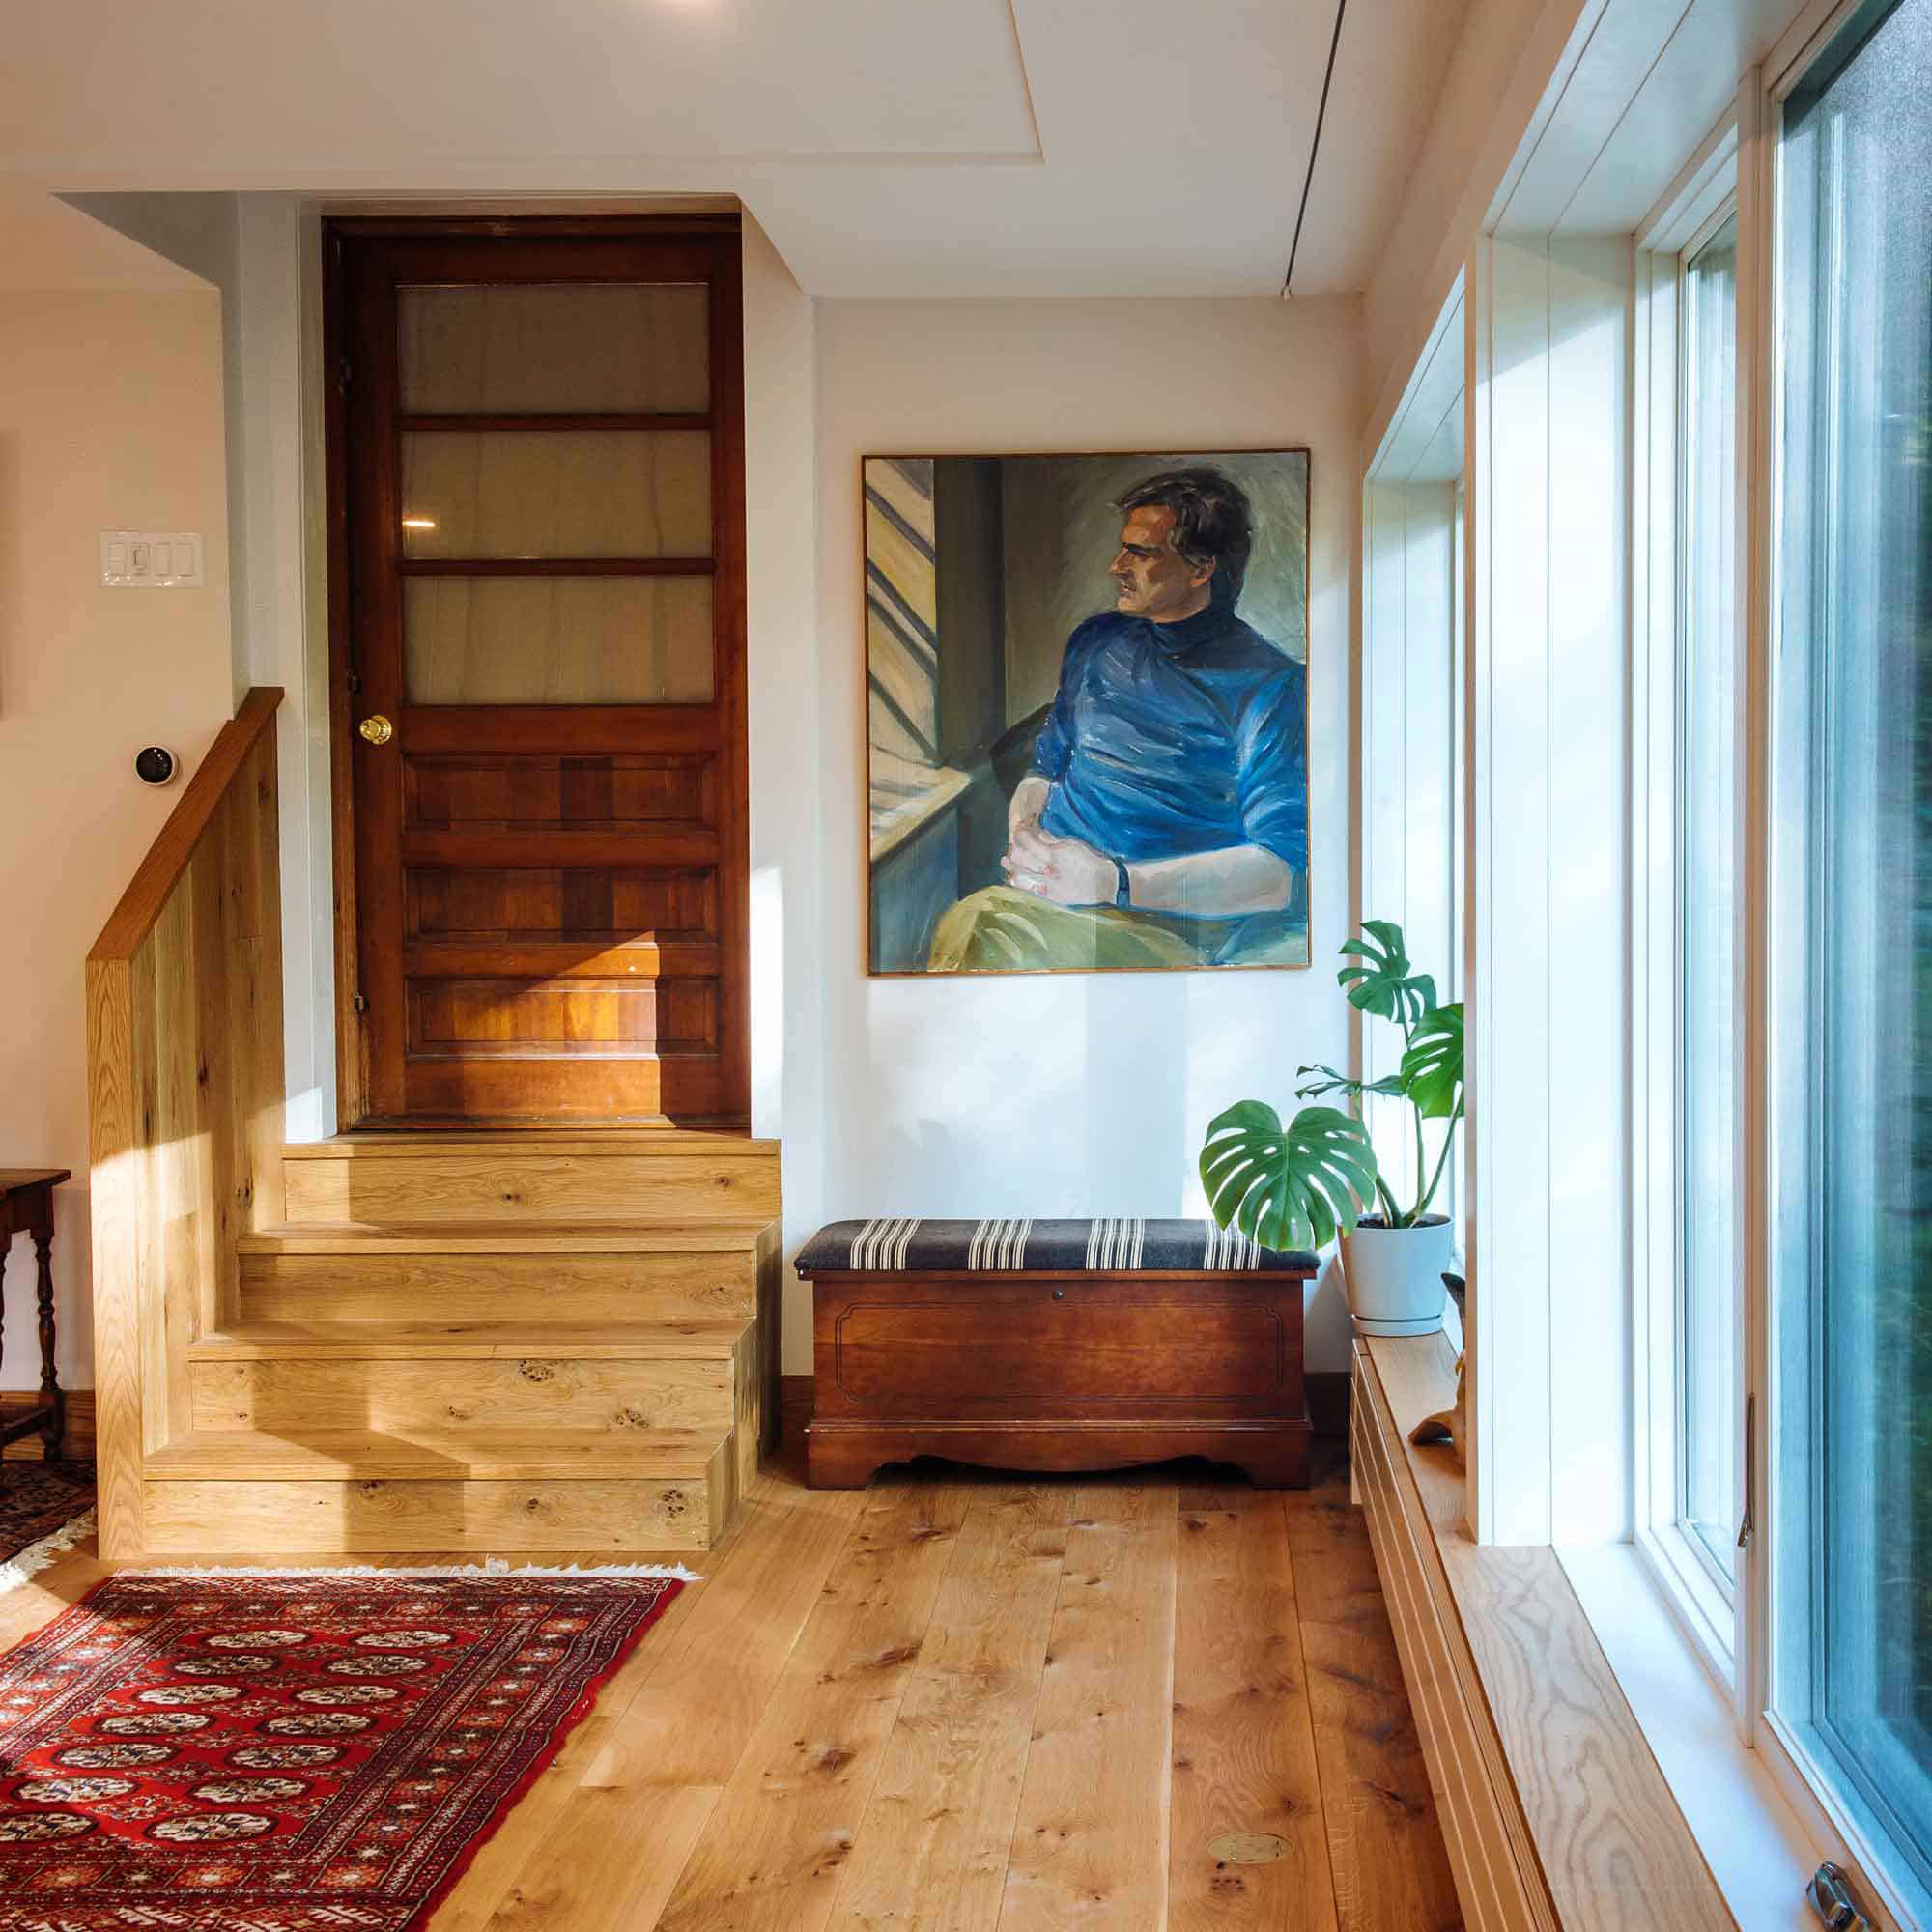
[1114,466,1255,608]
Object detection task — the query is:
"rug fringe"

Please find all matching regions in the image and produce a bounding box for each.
[0,1507,97,1597]
[122,1559,701,1581]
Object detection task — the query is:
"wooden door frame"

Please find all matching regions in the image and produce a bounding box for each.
[322,212,750,1128]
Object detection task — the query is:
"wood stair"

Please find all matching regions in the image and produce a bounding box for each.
[135,1132,781,1556]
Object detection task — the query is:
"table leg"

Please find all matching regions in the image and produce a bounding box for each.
[32,1219,61,1463]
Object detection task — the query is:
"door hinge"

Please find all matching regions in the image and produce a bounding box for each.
[337,357,353,392]
[1737,1392,1757,1550]
[1807,1862,1874,1931]
[346,670,362,696]
[351,992,369,1015]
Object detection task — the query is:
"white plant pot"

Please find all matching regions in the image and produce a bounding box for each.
[1340,1215,1453,1336]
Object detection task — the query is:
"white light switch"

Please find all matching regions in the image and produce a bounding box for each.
[101,531,203,588]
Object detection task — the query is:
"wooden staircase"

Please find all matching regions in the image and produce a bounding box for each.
[86,693,782,1559]
[136,1133,781,1555]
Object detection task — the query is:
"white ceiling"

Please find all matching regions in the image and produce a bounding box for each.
[0,0,1470,297]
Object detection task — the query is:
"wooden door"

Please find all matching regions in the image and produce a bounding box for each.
[327,219,748,1124]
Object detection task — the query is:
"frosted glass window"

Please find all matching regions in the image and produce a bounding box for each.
[398,284,708,415]
[400,432,711,559]
[404,578,713,705]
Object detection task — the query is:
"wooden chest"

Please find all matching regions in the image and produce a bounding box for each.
[797,1218,1316,1489]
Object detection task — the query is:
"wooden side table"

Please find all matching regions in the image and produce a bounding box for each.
[0,1171,71,1463]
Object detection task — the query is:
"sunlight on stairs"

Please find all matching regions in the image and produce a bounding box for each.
[137,1132,781,1554]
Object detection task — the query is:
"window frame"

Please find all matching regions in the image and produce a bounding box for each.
[1632,118,1749,1710]
[1632,29,1925,1919]
[1743,1,1930,1922]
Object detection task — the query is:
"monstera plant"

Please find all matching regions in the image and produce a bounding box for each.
[1200,921,1465,1332]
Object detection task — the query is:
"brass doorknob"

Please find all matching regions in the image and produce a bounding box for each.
[357,715,394,746]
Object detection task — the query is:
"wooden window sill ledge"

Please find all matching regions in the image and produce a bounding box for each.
[868,765,973,865]
[1352,1332,1810,1931]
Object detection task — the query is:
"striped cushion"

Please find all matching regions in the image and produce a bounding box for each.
[794,1218,1317,1274]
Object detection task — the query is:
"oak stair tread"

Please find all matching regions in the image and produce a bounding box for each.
[241,1218,776,1255]
[286,1131,779,1158]
[144,1426,727,1482]
[189,1318,752,1361]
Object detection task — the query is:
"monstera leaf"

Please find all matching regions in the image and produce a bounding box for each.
[1200,1102,1379,1252]
[1336,920,1436,1024]
[1400,1002,1464,1120]
[1293,1063,1406,1105]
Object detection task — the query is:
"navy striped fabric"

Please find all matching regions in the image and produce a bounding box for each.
[794,1218,1317,1274]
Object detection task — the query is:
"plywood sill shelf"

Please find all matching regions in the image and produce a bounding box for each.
[189,1318,752,1361]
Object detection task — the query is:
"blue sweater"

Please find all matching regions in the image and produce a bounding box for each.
[1028,603,1308,896]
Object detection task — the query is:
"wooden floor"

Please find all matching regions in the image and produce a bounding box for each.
[7,1427,1463,1932]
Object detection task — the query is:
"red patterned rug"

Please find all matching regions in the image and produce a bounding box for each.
[0,1566,686,1930]
[0,1464,94,1591]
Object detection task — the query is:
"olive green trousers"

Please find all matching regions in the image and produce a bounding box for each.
[927,885,1305,972]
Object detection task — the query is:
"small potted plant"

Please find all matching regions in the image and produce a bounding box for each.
[1199,921,1464,1334]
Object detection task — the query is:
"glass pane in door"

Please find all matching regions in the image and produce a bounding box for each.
[398,283,709,414]
[400,431,712,558]
[1772,0,1932,1911]
[404,577,714,704]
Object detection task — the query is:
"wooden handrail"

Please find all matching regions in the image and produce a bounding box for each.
[88,687,283,963]
[87,681,288,1557]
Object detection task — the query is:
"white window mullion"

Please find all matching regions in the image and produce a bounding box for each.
[1733,54,1775,1755]
[1632,123,1747,1699]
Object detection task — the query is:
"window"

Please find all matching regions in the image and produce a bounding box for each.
[1678,213,1742,1595]
[1769,0,1932,1916]
[1634,152,1745,1683]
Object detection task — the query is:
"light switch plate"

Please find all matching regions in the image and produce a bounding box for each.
[101,531,203,588]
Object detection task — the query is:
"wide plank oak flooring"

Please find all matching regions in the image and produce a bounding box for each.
[10,1435,1463,1931]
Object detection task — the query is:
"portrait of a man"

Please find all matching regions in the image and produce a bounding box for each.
[864,450,1311,975]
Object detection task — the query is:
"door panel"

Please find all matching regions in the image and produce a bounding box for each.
[330,221,748,1123]
[403,867,718,942]
[403,753,715,833]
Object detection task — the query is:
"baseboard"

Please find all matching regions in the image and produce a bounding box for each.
[1305,1369,1349,1437]
[781,1374,811,1438]
[0,1389,94,1462]
[782,1372,1349,1441]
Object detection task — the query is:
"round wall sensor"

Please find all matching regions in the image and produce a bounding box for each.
[134,746,178,787]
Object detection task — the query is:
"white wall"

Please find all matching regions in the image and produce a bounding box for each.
[1363,0,1807,1547]
[27,200,838,1381]
[29,213,1369,1388]
[809,295,1363,1372]
[740,215,827,1271]
[1466,231,1633,1544]
[59,192,339,1143]
[248,197,335,1147]
[0,288,233,1388]
[1361,476,1461,1208]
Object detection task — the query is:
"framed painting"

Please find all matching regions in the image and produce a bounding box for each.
[864,449,1313,975]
